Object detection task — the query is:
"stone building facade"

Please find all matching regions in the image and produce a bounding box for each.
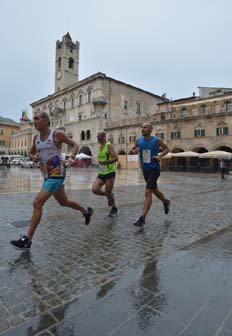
[0,117,19,155]
[154,87,232,154]
[10,119,33,156]
[30,33,166,162]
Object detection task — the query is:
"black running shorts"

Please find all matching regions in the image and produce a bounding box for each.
[143,169,160,190]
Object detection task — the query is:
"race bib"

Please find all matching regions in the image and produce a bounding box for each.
[99,164,107,172]
[142,150,151,163]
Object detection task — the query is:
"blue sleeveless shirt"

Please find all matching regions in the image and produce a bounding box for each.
[138,136,160,170]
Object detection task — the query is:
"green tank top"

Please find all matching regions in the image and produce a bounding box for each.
[98,141,116,175]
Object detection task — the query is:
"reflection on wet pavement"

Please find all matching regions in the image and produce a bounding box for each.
[1,168,232,335]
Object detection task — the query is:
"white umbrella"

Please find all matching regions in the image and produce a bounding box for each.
[174,151,199,157]
[161,152,175,159]
[199,151,232,159]
[75,153,92,159]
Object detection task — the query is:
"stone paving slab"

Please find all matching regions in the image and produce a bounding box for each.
[0,170,232,335]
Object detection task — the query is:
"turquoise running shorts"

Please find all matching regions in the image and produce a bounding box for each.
[42,178,65,193]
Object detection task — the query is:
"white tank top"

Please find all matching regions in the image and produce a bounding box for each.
[36,129,65,179]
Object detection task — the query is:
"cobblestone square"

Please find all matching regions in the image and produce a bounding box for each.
[0,167,232,335]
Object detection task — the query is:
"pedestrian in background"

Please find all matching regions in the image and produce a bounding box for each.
[219,159,226,179]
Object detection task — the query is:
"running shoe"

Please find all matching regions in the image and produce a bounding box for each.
[133,216,145,227]
[10,235,31,251]
[108,207,118,217]
[164,199,170,214]
[84,207,94,225]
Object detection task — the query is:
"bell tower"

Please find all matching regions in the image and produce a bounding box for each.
[55,33,80,92]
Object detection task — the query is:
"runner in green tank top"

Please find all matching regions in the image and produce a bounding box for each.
[92,130,119,217]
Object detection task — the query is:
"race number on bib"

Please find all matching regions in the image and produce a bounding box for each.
[142,150,151,163]
[99,164,107,172]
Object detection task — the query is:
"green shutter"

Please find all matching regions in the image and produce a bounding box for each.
[194,130,197,137]
[201,129,205,136]
[216,128,219,136]
[224,127,228,135]
[171,132,174,139]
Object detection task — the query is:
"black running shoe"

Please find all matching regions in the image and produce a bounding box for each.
[134,216,145,227]
[10,235,31,251]
[164,199,170,214]
[84,207,94,225]
[109,207,118,217]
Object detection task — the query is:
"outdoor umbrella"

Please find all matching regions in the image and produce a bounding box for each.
[75,153,92,159]
[161,152,175,159]
[174,151,199,157]
[199,151,232,159]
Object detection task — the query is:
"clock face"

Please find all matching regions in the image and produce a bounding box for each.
[57,71,62,80]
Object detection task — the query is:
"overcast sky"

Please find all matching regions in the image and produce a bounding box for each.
[1,0,232,121]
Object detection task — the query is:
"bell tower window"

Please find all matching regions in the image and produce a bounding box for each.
[69,57,74,69]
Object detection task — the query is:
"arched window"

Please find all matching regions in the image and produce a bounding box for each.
[79,94,83,106]
[69,57,74,69]
[86,130,91,140]
[81,131,85,141]
[87,90,92,103]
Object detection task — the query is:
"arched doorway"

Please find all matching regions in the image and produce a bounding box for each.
[215,145,232,152]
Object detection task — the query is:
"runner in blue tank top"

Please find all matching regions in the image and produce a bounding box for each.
[10,112,94,251]
[131,122,170,227]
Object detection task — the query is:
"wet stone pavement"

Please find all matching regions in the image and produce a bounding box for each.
[1,167,232,335]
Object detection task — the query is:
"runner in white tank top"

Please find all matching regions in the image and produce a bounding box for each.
[10,112,94,250]
[36,128,65,179]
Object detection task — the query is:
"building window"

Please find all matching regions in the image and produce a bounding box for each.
[81,131,85,141]
[119,135,125,144]
[129,135,137,142]
[225,100,232,111]
[124,100,128,109]
[63,101,66,111]
[216,127,229,136]
[86,130,91,140]
[71,98,74,109]
[87,90,92,103]
[192,108,198,116]
[79,94,83,106]
[156,132,164,140]
[104,114,108,119]
[201,104,208,115]
[0,129,4,135]
[136,102,141,114]
[68,57,74,69]
[0,140,5,146]
[58,57,61,68]
[79,114,82,121]
[180,108,188,118]
[194,129,205,137]
[170,131,181,139]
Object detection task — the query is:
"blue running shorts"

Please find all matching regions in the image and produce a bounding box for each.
[42,178,65,193]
